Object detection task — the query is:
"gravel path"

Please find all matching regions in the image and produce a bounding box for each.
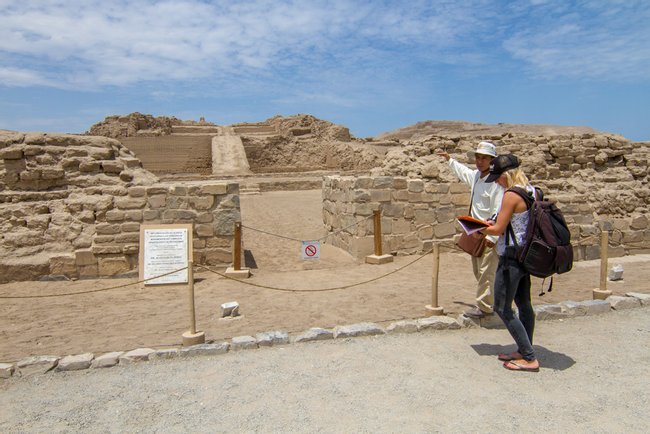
[2,307,649,433]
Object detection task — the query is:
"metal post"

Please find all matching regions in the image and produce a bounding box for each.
[373,209,382,256]
[233,221,242,271]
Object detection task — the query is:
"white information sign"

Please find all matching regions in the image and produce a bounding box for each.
[142,226,190,285]
[301,240,321,260]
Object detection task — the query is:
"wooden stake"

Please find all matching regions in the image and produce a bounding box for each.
[373,209,382,256]
[182,260,205,346]
[234,221,242,271]
[425,243,444,316]
[599,230,609,292]
[431,243,440,307]
[188,260,196,334]
[592,230,612,300]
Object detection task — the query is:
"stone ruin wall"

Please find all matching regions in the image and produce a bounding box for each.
[0,131,239,283]
[323,134,650,261]
[119,135,213,174]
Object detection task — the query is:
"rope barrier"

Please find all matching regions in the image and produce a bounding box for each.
[240,214,374,244]
[0,229,632,300]
[195,249,435,293]
[0,266,189,299]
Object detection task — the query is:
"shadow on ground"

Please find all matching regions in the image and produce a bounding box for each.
[471,343,576,371]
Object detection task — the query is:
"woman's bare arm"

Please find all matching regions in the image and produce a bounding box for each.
[481,192,522,236]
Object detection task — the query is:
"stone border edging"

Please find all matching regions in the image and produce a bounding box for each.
[1,292,649,380]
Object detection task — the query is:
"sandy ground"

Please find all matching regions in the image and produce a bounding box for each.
[1,307,649,432]
[1,189,649,363]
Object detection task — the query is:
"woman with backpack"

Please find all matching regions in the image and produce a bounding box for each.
[480,154,540,372]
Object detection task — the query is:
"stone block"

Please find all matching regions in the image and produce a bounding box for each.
[0,363,15,379]
[115,197,147,210]
[293,328,334,343]
[220,301,240,317]
[370,189,391,202]
[56,353,94,371]
[189,196,215,210]
[16,355,60,376]
[559,300,588,316]
[434,222,456,238]
[417,316,461,330]
[75,249,97,266]
[580,299,612,315]
[149,349,180,361]
[230,336,258,351]
[386,320,419,333]
[333,322,385,338]
[179,342,229,357]
[534,304,568,320]
[119,348,156,364]
[256,330,290,347]
[607,295,641,310]
[626,292,650,306]
[98,257,131,276]
[91,351,124,368]
[146,194,167,209]
[201,183,228,195]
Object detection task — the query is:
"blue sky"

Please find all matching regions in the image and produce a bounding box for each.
[1,0,649,141]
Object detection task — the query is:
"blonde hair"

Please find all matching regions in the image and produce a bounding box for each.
[502,167,530,189]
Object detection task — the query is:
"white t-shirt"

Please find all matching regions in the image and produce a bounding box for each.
[448,158,505,244]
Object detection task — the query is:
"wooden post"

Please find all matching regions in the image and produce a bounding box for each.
[182,260,205,346]
[233,221,242,271]
[373,209,382,256]
[592,231,612,300]
[599,231,609,292]
[224,221,251,278]
[425,243,444,316]
[365,208,393,265]
[188,260,197,334]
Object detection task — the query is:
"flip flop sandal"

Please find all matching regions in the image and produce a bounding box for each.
[503,360,539,372]
[498,352,522,361]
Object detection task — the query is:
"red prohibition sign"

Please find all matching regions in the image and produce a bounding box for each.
[304,244,317,257]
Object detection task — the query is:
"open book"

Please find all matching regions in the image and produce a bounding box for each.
[456,215,489,235]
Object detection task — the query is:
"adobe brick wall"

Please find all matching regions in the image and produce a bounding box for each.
[0,131,238,282]
[120,135,212,174]
[322,175,650,261]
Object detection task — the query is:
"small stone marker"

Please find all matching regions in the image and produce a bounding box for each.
[608,264,624,281]
[220,301,240,318]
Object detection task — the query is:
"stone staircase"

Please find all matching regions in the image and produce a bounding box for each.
[239,183,261,195]
[211,127,252,176]
[171,125,221,135]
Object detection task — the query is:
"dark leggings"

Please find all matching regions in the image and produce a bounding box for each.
[493,255,535,361]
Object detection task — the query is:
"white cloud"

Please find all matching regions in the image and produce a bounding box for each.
[0,0,493,88]
[0,66,54,87]
[0,0,648,91]
[503,0,650,81]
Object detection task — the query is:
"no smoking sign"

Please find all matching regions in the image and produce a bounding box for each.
[301,240,321,260]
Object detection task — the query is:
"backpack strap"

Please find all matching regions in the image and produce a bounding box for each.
[504,186,532,249]
[507,186,535,208]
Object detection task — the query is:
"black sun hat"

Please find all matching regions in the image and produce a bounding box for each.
[485,154,520,183]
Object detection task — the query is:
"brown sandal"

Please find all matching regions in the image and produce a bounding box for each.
[503,359,539,372]
[498,352,522,361]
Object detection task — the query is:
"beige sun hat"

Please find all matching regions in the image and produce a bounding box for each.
[475,141,497,157]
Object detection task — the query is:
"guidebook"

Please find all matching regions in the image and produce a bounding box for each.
[456,215,489,235]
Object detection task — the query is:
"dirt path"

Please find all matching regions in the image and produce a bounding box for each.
[1,190,649,362]
[2,307,649,432]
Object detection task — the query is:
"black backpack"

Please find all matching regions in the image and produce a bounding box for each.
[506,186,573,293]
